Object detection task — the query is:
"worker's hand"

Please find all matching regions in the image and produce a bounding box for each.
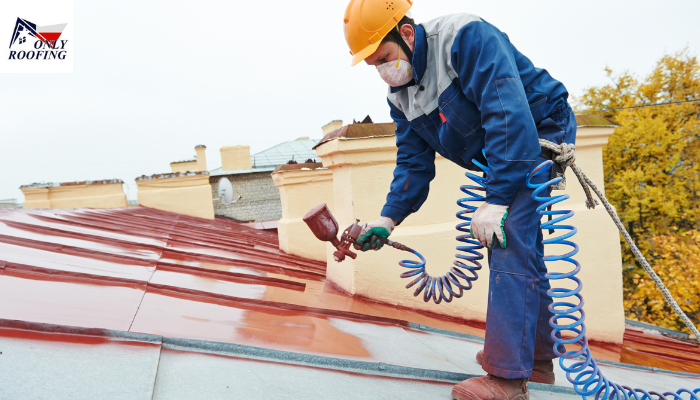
[355,216,395,251]
[470,203,508,249]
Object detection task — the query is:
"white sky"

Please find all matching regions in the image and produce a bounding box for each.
[1,0,699,202]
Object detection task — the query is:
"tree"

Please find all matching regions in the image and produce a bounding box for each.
[628,231,700,331]
[575,48,700,332]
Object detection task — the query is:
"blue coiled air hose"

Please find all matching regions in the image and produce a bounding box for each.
[397,158,488,304]
[395,157,699,399]
[526,159,699,400]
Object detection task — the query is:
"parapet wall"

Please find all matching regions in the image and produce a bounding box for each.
[272,163,334,261]
[21,180,127,209]
[136,172,214,220]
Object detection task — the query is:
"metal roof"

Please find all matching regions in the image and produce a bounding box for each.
[250,139,320,169]
[0,207,697,398]
[207,139,321,175]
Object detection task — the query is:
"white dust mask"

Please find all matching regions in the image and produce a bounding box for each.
[376,46,414,87]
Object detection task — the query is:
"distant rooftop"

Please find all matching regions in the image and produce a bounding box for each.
[170,159,196,165]
[209,138,321,175]
[251,138,320,169]
[135,171,209,181]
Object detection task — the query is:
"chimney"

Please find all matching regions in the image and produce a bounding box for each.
[321,120,343,135]
[195,145,207,171]
[220,145,252,171]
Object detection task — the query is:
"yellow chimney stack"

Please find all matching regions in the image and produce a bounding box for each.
[321,120,343,135]
[195,145,207,171]
[220,145,252,171]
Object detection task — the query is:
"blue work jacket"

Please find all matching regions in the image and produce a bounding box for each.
[381,14,574,224]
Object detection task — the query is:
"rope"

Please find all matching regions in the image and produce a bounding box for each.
[538,139,700,342]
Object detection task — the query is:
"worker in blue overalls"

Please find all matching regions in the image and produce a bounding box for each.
[344,1,576,399]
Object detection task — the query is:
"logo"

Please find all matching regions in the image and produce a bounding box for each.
[8,18,68,60]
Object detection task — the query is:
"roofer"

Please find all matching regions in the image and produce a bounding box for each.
[343,1,575,399]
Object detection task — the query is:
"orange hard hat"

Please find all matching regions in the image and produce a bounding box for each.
[344,0,413,66]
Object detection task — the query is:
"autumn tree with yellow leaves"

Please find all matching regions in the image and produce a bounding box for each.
[576,48,700,333]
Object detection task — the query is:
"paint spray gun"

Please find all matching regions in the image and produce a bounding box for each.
[303,204,413,262]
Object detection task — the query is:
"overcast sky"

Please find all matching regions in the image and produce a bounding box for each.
[1,0,699,202]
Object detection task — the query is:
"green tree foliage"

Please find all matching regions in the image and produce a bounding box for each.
[575,48,700,332]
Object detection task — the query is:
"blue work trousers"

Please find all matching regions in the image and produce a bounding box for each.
[481,113,576,379]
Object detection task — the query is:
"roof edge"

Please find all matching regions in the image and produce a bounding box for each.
[272,162,325,174]
[136,171,209,181]
[625,318,691,340]
[575,114,620,127]
[313,122,397,149]
[20,179,124,189]
[2,317,694,383]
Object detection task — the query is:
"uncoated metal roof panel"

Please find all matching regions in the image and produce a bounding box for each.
[151,349,458,400]
[0,328,160,400]
[403,326,700,394]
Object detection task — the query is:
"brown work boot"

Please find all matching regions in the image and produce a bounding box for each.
[531,359,556,385]
[452,374,528,400]
[475,350,555,385]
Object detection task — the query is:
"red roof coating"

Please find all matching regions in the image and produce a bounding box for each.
[621,327,700,373]
[0,207,697,373]
[241,220,278,230]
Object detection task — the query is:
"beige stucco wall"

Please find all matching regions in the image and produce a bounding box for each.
[21,184,127,209]
[195,145,207,172]
[314,126,624,344]
[171,160,198,173]
[272,167,334,261]
[322,120,343,135]
[221,145,252,171]
[136,174,214,220]
[49,183,128,209]
[21,187,51,209]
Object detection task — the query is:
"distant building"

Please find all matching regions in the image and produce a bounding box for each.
[134,137,323,223]
[209,138,320,222]
[169,145,207,173]
[0,199,20,209]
